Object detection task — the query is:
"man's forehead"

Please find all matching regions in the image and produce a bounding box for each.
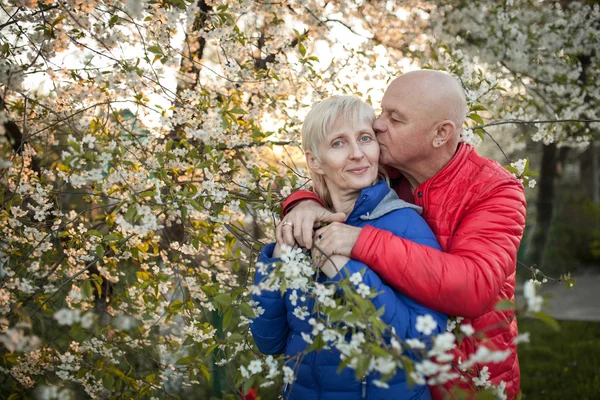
[380,96,406,114]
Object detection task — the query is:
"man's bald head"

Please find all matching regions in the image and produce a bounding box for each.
[388,70,468,135]
[373,70,470,186]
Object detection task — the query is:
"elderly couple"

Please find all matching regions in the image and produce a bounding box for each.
[250,70,526,400]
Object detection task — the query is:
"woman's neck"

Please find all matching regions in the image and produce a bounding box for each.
[328,187,361,216]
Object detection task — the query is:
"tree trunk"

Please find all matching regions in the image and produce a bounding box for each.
[527,144,570,269]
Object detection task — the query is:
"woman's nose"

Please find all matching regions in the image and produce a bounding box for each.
[349,143,365,160]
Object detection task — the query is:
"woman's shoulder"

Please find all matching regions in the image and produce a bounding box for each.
[360,186,423,222]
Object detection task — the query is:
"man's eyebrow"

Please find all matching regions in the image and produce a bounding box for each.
[387,107,407,119]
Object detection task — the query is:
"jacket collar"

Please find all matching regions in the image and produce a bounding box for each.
[345,180,390,225]
[418,142,474,193]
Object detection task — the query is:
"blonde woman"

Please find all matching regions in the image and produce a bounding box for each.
[251,96,446,400]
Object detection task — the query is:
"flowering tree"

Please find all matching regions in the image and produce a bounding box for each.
[0,0,594,399]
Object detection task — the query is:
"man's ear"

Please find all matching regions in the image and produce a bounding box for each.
[432,120,456,148]
[305,151,324,175]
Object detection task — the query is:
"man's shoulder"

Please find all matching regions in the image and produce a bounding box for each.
[464,147,522,188]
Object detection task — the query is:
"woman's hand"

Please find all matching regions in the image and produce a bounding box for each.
[273,242,282,258]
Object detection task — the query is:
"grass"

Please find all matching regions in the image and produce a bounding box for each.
[518,318,600,399]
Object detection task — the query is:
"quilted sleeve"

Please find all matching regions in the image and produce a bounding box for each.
[329,259,446,340]
[351,179,526,319]
[250,243,290,355]
[281,190,324,216]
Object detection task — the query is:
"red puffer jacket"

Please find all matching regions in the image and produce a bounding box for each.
[283,144,527,399]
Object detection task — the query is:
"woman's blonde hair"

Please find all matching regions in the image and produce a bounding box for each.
[301,96,379,210]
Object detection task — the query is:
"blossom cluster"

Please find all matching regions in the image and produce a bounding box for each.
[0,0,577,398]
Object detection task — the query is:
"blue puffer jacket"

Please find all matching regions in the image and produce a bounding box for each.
[251,181,447,400]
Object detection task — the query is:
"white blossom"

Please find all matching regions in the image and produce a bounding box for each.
[415,314,437,335]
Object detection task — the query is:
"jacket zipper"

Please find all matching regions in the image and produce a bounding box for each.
[311,351,321,399]
[361,376,367,399]
[283,333,294,397]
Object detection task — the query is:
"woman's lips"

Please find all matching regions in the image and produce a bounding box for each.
[347,166,370,174]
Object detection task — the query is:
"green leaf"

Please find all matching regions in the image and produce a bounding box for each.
[200,364,211,381]
[222,308,233,330]
[96,244,105,259]
[495,299,515,311]
[109,15,119,27]
[299,43,306,57]
[468,113,485,125]
[229,107,247,114]
[139,190,157,198]
[240,302,254,318]
[214,293,232,306]
[532,311,560,331]
[103,373,115,390]
[175,356,194,365]
[104,234,120,242]
[169,300,184,313]
[81,280,93,298]
[470,104,487,111]
[124,206,136,220]
[147,45,163,55]
[87,229,103,238]
[189,199,203,212]
[201,285,218,296]
[354,356,370,381]
[243,375,256,395]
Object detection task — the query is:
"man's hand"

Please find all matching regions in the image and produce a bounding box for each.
[276,200,346,248]
[318,255,350,279]
[313,222,362,259]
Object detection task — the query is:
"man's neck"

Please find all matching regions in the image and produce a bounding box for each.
[397,145,459,191]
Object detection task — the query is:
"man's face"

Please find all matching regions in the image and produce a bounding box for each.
[372,81,436,170]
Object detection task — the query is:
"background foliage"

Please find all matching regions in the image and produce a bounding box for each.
[1,0,599,399]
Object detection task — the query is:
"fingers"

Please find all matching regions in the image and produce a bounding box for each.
[277,220,296,247]
[282,224,295,247]
[275,222,283,244]
[302,217,315,249]
[322,211,346,224]
[277,200,332,248]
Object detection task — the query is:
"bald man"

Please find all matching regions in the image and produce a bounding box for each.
[276,70,527,399]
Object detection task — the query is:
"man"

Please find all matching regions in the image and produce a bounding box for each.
[276,70,526,399]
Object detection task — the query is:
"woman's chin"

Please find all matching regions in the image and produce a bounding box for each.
[344,173,379,190]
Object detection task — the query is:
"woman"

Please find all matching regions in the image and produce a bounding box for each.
[251,96,446,399]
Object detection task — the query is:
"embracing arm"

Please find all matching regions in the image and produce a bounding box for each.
[282,191,323,216]
[250,243,289,355]
[351,180,526,319]
[330,258,446,339]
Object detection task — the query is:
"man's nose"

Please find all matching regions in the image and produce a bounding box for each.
[373,116,385,134]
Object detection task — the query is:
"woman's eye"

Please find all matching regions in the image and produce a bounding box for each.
[332,141,342,148]
[360,135,372,142]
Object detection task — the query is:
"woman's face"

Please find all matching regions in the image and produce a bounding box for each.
[310,118,380,195]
